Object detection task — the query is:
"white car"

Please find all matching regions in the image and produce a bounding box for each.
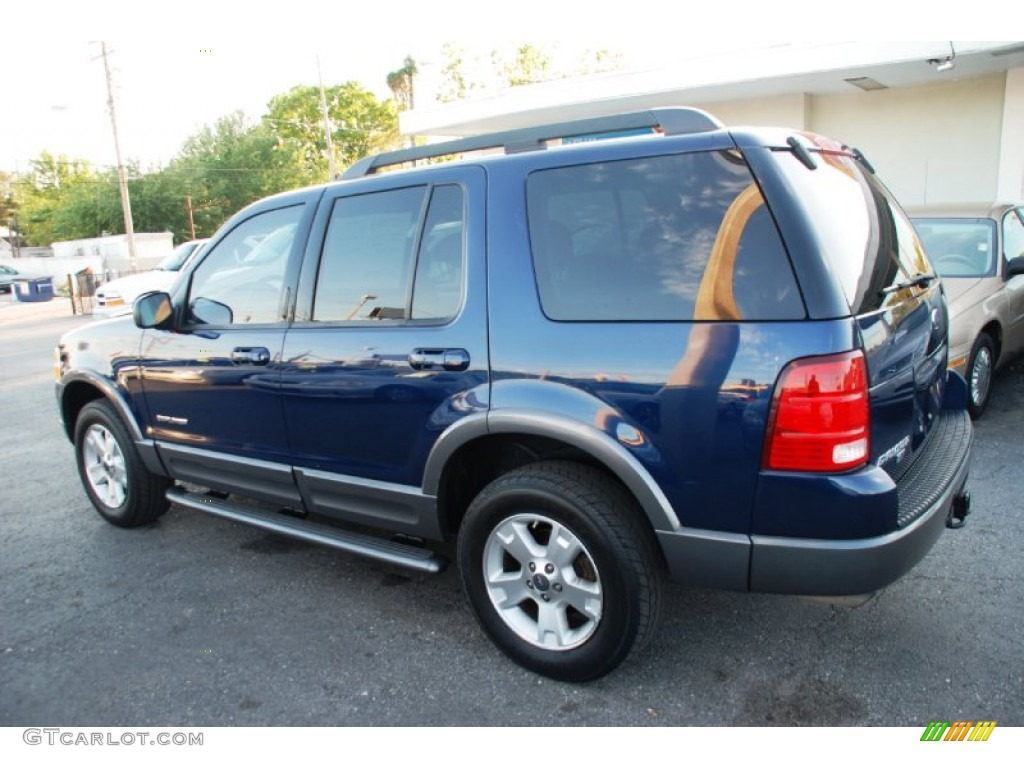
[93,239,207,317]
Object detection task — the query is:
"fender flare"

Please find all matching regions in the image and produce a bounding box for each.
[422,409,680,533]
[58,369,166,476]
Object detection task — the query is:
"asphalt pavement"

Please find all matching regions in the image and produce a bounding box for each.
[1,292,1021,726]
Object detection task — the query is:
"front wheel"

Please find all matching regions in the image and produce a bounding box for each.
[74,400,170,528]
[457,461,662,681]
[966,333,995,418]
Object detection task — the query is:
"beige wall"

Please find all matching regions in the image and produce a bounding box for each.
[696,93,810,130]
[997,67,1024,201]
[695,75,1009,207]
[809,75,1006,206]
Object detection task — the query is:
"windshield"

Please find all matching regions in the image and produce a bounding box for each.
[911,218,997,278]
[156,240,205,272]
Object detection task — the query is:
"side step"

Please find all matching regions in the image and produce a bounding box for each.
[166,488,447,574]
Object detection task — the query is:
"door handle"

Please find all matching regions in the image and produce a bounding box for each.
[231,347,271,366]
[409,348,470,372]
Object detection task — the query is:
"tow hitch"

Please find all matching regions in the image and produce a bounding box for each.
[947,488,971,529]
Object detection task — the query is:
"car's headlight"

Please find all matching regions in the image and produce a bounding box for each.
[99,291,124,306]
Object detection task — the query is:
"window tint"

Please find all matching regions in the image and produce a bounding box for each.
[773,151,934,314]
[313,184,465,323]
[187,205,303,325]
[527,151,802,321]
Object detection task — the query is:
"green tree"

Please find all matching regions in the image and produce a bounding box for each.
[437,43,482,103]
[435,43,624,103]
[577,49,623,76]
[11,82,399,246]
[498,44,552,87]
[45,169,121,240]
[167,112,311,238]
[126,165,194,242]
[386,55,418,111]
[1,171,17,230]
[15,152,109,245]
[265,83,399,179]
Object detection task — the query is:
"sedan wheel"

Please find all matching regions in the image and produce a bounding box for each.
[967,333,995,418]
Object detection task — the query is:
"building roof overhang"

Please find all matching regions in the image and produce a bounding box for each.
[401,41,1024,137]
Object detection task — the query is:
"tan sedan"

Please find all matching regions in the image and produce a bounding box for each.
[910,203,1024,417]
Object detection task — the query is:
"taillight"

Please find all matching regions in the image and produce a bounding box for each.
[763,351,870,472]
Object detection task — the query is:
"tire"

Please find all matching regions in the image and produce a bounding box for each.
[966,333,995,419]
[74,400,170,528]
[457,461,662,682]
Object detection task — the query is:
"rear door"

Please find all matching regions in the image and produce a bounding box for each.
[279,167,489,537]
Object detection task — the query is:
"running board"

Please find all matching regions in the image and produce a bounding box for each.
[166,488,447,574]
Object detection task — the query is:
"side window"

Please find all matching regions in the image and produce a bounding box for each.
[412,185,465,321]
[313,184,465,323]
[187,205,303,325]
[527,151,803,322]
[1004,209,1024,264]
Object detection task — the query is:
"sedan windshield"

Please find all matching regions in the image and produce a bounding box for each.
[912,218,997,278]
[156,240,205,272]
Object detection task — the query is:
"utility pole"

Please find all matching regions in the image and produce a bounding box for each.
[186,196,196,240]
[316,55,337,181]
[100,42,139,273]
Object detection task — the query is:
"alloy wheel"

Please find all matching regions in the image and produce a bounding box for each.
[482,513,603,651]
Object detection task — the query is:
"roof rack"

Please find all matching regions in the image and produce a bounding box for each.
[339,107,723,180]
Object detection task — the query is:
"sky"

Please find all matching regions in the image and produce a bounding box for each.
[2,1,1005,174]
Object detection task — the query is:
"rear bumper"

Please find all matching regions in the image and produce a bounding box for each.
[656,408,973,596]
[749,409,973,595]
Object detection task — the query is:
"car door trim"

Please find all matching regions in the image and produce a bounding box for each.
[156,443,303,508]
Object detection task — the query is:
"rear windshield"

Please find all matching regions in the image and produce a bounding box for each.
[772,150,933,315]
[911,218,997,278]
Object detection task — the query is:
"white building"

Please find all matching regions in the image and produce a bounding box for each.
[50,232,174,276]
[401,41,1024,206]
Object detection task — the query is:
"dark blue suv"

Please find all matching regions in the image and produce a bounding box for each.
[56,108,973,681]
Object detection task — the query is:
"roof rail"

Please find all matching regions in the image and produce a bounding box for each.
[339,107,723,180]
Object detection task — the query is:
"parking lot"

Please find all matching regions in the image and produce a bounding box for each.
[1,293,1021,726]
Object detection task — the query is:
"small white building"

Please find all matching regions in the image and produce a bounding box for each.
[401,41,1024,206]
[50,232,174,277]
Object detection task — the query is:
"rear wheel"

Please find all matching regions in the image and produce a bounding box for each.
[457,461,662,681]
[966,333,995,418]
[74,400,170,527]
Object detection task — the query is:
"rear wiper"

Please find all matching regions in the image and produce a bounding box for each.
[880,272,937,295]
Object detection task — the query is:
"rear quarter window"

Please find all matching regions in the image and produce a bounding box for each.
[526,150,804,322]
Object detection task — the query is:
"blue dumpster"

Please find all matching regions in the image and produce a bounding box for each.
[14,277,54,303]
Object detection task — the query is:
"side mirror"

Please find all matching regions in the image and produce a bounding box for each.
[190,297,233,326]
[1006,255,1024,279]
[134,291,174,329]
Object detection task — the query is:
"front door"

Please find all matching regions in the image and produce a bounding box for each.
[139,201,310,506]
